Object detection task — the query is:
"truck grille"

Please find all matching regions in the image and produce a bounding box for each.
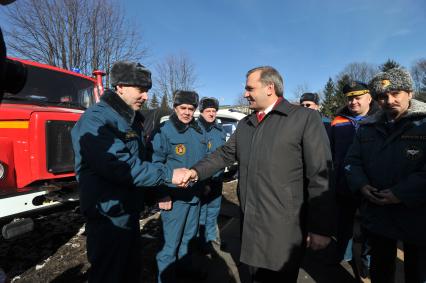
[45,120,76,174]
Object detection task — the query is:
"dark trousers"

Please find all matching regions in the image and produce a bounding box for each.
[86,216,141,283]
[244,247,303,283]
[246,263,301,283]
[368,232,426,283]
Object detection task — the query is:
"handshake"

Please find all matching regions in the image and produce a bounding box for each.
[171,168,199,187]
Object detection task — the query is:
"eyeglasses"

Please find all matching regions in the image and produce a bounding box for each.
[301,103,312,108]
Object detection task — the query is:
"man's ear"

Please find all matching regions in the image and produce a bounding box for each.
[267,83,274,96]
[116,84,123,95]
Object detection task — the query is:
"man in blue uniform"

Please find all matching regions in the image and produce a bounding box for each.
[330,81,378,279]
[152,90,207,283]
[197,97,226,255]
[71,61,187,283]
[345,68,426,283]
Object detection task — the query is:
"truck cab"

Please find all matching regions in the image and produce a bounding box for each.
[0,58,103,238]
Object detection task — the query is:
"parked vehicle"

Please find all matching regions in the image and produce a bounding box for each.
[0,58,104,238]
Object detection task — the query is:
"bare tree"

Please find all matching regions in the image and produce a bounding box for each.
[411,59,426,96]
[153,53,198,108]
[338,62,377,83]
[292,82,310,101]
[234,92,250,114]
[2,0,147,83]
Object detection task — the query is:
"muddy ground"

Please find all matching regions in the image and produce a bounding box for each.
[0,181,238,283]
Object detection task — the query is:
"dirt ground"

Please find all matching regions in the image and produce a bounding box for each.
[0,181,239,283]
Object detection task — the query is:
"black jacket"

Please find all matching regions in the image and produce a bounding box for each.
[345,99,426,245]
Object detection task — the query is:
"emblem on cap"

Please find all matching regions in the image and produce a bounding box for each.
[175,144,186,156]
[405,145,422,160]
[350,81,357,87]
[207,141,212,150]
[381,79,391,88]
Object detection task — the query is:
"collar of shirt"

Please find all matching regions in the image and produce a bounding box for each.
[256,97,282,122]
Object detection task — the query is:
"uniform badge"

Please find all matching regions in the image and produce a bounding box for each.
[125,130,138,140]
[405,145,422,160]
[207,141,212,150]
[175,144,186,155]
[381,79,391,88]
[350,81,357,87]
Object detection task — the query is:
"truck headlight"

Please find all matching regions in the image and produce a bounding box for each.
[0,162,6,179]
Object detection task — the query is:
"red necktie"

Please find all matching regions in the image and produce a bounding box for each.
[257,112,265,122]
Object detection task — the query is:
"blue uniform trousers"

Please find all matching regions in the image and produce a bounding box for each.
[156,200,200,283]
[199,194,222,243]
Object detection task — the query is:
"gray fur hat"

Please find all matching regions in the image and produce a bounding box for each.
[173,90,199,107]
[199,97,219,112]
[110,61,152,89]
[369,68,413,95]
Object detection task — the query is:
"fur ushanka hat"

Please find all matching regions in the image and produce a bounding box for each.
[173,90,199,108]
[110,61,152,89]
[369,68,414,95]
[199,97,219,112]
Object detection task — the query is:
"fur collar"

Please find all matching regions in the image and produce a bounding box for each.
[170,112,203,134]
[362,99,426,125]
[198,115,220,132]
[101,89,136,124]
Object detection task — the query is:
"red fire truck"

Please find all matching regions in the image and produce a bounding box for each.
[0,58,104,239]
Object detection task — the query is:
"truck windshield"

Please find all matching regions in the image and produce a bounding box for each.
[3,64,96,109]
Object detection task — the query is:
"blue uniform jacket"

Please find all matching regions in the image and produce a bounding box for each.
[345,99,426,244]
[151,113,208,203]
[197,115,226,181]
[71,89,172,228]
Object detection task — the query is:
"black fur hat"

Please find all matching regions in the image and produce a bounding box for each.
[300,92,319,104]
[110,61,152,89]
[199,97,219,112]
[173,90,199,107]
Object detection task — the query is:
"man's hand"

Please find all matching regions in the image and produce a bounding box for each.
[374,189,401,205]
[172,168,191,187]
[182,169,198,185]
[158,196,172,210]
[306,233,331,250]
[360,185,384,205]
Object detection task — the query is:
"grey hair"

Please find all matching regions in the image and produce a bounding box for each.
[246,66,284,97]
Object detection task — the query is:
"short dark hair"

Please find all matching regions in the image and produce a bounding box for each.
[246,66,284,97]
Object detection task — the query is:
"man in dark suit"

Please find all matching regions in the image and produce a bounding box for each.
[186,66,335,283]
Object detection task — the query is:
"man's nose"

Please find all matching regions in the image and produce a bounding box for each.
[244,91,250,98]
[142,92,148,100]
[387,95,395,104]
